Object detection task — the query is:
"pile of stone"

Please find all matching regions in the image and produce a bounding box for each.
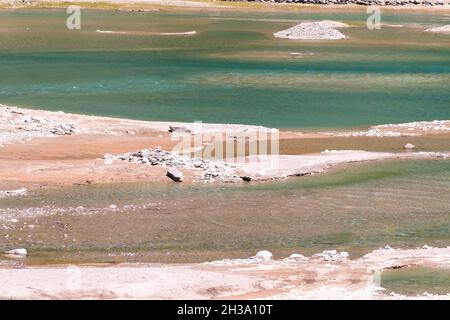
[106,148,242,183]
[0,105,76,144]
[274,20,348,40]
[226,0,449,6]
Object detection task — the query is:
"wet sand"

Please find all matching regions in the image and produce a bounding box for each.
[1,247,450,299]
[1,105,449,189]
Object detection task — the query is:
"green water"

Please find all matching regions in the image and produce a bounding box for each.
[1,159,449,264]
[0,9,449,128]
[382,266,450,296]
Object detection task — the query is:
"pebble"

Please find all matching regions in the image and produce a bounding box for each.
[4,248,27,257]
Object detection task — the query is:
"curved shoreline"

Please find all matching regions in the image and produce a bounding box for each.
[0,104,449,189]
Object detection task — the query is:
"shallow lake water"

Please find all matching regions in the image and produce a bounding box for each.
[1,159,449,264]
[381,266,450,296]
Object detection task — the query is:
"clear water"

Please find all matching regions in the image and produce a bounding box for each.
[1,159,449,264]
[381,266,450,296]
[0,9,449,128]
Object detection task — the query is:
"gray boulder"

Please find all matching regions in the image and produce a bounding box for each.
[167,168,184,182]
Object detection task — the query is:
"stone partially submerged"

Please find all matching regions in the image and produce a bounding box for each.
[4,248,28,257]
[425,25,450,34]
[274,20,349,40]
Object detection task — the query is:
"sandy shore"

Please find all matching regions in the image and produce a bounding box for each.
[1,246,449,299]
[1,0,450,12]
[0,104,449,189]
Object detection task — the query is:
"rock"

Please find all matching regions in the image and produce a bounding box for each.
[255,250,273,262]
[104,158,113,166]
[4,248,27,257]
[167,168,184,182]
[0,188,27,198]
[287,253,309,261]
[140,149,151,158]
[168,125,191,134]
[237,169,252,182]
[193,161,203,168]
[312,250,349,262]
[404,143,416,149]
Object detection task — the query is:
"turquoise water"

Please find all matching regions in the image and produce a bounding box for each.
[0,9,449,128]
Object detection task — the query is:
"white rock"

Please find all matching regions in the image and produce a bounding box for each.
[404,143,416,149]
[288,253,309,261]
[4,248,27,257]
[312,249,349,262]
[255,250,273,262]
